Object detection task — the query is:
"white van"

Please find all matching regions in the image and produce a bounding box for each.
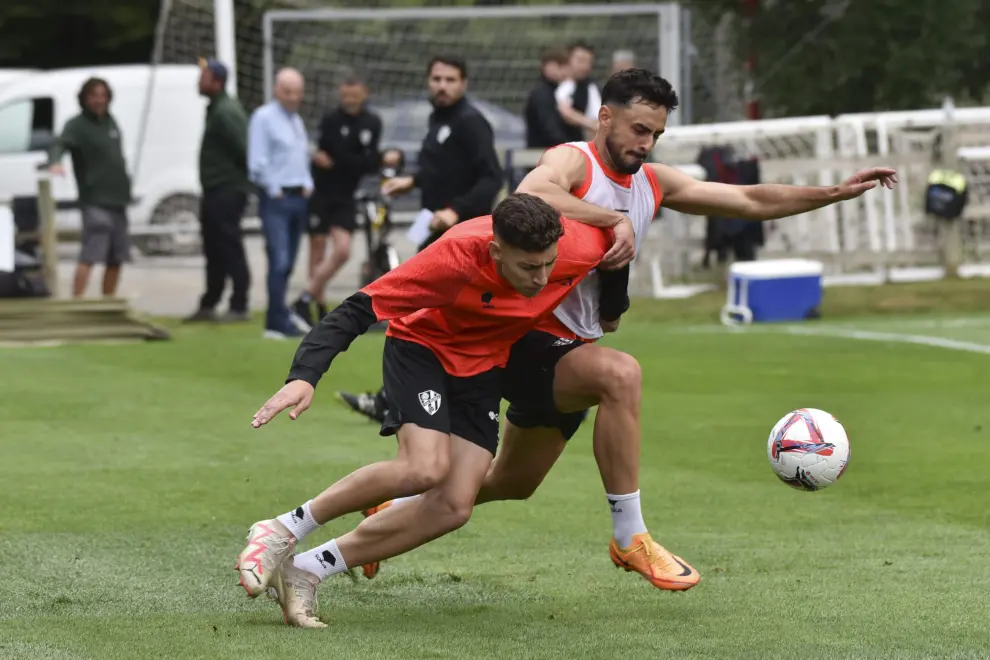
[0,64,206,254]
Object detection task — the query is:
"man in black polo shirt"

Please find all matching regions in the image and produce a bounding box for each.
[292,72,383,327]
[186,58,252,323]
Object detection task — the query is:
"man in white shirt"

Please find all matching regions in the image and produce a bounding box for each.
[555,41,601,140]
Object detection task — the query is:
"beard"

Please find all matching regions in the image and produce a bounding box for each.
[604,135,648,175]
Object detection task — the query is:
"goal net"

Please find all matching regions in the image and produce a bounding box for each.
[155,1,690,149]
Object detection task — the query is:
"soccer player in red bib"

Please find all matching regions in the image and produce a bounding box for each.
[237,193,616,627]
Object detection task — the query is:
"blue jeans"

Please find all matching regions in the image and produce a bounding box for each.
[259,193,307,332]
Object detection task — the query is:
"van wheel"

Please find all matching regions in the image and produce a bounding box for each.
[133,194,201,256]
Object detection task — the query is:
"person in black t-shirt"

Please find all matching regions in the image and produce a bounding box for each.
[524,46,571,150]
[293,72,384,327]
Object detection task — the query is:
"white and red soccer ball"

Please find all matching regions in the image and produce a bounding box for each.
[767,408,850,491]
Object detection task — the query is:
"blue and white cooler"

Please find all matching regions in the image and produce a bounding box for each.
[720,259,823,326]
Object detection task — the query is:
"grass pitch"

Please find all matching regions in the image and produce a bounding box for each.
[2,285,989,659]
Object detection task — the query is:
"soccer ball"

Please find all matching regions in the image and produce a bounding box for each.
[766,408,850,491]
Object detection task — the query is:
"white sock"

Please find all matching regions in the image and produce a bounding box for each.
[607,491,648,548]
[293,539,348,581]
[276,500,320,542]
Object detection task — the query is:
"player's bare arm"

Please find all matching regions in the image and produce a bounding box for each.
[654,162,898,220]
[517,146,634,269]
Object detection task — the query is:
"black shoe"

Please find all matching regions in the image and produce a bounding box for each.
[183,308,217,323]
[290,297,316,331]
[218,309,251,323]
[336,390,387,423]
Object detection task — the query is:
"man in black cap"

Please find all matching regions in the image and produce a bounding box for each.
[185,58,252,323]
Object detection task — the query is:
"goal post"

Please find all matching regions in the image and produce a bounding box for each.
[260,3,686,137]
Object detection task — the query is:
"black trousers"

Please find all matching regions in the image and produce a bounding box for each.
[199,188,250,312]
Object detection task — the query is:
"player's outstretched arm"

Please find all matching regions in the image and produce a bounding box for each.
[517,146,635,269]
[654,163,898,221]
[251,238,480,427]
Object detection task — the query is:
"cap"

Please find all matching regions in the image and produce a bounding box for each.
[198,57,229,82]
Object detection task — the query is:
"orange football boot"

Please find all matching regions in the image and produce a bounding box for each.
[609,532,700,591]
[359,500,393,579]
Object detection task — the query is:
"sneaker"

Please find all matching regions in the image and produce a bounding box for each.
[290,298,316,332]
[336,390,387,424]
[268,561,327,629]
[359,500,393,579]
[219,309,251,323]
[608,533,700,591]
[235,519,296,598]
[182,308,216,323]
[262,327,305,341]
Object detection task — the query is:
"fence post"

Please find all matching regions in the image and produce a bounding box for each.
[937,98,963,279]
[36,175,59,298]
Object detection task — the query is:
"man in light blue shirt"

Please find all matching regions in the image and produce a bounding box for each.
[248,67,314,338]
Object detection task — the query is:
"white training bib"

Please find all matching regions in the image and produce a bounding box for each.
[551,141,662,339]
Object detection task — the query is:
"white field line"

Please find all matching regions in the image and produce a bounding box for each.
[682,323,990,355]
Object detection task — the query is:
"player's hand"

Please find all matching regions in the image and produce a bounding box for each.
[430,208,458,231]
[382,175,414,197]
[601,318,620,333]
[252,380,315,428]
[601,216,635,270]
[49,164,65,176]
[835,168,898,200]
[313,150,333,169]
[303,188,312,198]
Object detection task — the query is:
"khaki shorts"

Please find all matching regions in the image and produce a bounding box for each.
[79,205,131,265]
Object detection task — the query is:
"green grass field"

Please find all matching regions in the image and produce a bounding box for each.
[2,286,990,659]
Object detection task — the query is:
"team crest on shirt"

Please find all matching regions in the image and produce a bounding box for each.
[437,125,451,144]
[340,126,350,137]
[418,390,442,416]
[359,129,372,145]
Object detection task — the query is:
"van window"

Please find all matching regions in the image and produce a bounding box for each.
[0,97,55,154]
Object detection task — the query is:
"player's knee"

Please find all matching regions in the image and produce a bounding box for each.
[332,242,351,263]
[398,452,451,493]
[600,353,642,401]
[424,492,474,531]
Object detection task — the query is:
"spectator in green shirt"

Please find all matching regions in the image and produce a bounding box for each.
[49,77,132,298]
[185,58,252,323]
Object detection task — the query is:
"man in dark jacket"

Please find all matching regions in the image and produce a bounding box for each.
[292,72,383,327]
[186,58,252,322]
[339,54,504,417]
[525,47,571,150]
[380,55,503,251]
[48,77,132,298]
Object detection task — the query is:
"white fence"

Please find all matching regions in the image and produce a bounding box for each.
[581,104,990,292]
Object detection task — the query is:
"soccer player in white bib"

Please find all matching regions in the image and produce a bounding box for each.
[251,69,896,625]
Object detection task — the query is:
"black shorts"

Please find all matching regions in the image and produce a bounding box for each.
[502,330,590,441]
[308,194,357,234]
[380,337,502,454]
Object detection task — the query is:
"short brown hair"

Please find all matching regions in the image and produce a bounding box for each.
[492,193,564,253]
[541,47,569,66]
